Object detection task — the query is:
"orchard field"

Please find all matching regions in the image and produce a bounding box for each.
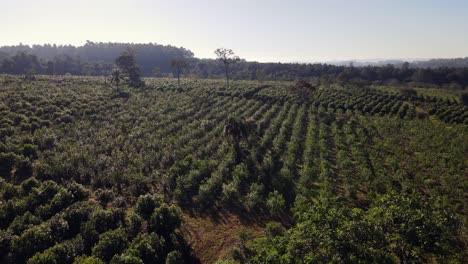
[0,75,467,263]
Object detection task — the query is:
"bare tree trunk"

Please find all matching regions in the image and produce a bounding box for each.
[225,63,230,88]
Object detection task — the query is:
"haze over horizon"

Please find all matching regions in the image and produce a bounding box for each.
[2,0,468,63]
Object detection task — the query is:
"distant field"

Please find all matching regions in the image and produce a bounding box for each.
[372,85,464,101]
[0,75,466,263]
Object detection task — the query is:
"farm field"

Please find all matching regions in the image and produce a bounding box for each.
[372,85,464,101]
[0,75,467,263]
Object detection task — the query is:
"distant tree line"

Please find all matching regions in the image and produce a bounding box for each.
[411,57,468,68]
[0,42,193,77]
[1,42,468,89]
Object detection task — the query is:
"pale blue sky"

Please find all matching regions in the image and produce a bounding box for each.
[2,0,468,62]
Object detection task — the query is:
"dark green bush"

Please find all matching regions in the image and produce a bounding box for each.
[92,228,128,262]
[128,233,166,264]
[165,250,183,264]
[135,194,160,220]
[149,204,182,237]
[0,152,18,177]
[21,177,39,192]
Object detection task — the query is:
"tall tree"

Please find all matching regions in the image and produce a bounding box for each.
[171,58,188,88]
[115,48,144,88]
[215,48,240,88]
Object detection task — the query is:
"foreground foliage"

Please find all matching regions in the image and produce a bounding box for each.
[247,191,461,263]
[0,75,466,263]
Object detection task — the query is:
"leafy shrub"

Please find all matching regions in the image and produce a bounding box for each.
[266,191,286,217]
[244,183,264,211]
[63,202,93,236]
[21,177,39,192]
[28,236,84,264]
[10,223,55,263]
[198,172,223,209]
[248,191,461,263]
[135,194,160,220]
[128,233,166,263]
[126,214,142,239]
[112,196,128,208]
[1,182,20,200]
[264,222,285,238]
[8,211,41,235]
[128,174,151,196]
[92,228,128,262]
[67,182,90,201]
[149,204,182,237]
[110,253,143,264]
[88,209,125,234]
[37,188,74,219]
[27,251,57,264]
[165,250,183,264]
[73,255,105,264]
[95,189,115,207]
[20,144,38,159]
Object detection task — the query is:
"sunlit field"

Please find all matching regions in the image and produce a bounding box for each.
[0,75,466,263]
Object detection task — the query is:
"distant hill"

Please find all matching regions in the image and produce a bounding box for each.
[0,42,194,76]
[411,58,468,68]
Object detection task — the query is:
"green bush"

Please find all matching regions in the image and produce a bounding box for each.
[264,222,285,238]
[73,255,105,264]
[92,228,128,262]
[28,236,84,264]
[110,253,143,264]
[248,191,462,263]
[128,233,166,264]
[11,223,55,263]
[21,177,39,192]
[95,188,115,206]
[266,191,285,217]
[1,182,20,200]
[20,144,38,159]
[67,182,90,201]
[149,204,182,237]
[89,209,125,234]
[126,214,142,239]
[135,194,160,220]
[165,250,183,264]
[8,211,41,235]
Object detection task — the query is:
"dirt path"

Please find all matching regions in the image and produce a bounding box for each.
[181,213,264,263]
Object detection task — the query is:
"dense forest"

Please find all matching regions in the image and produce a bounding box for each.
[0,42,193,77]
[0,65,467,263]
[1,42,468,89]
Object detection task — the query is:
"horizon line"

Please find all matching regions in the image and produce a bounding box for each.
[1,41,467,65]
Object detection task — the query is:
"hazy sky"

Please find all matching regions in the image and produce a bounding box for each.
[2,0,468,62]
